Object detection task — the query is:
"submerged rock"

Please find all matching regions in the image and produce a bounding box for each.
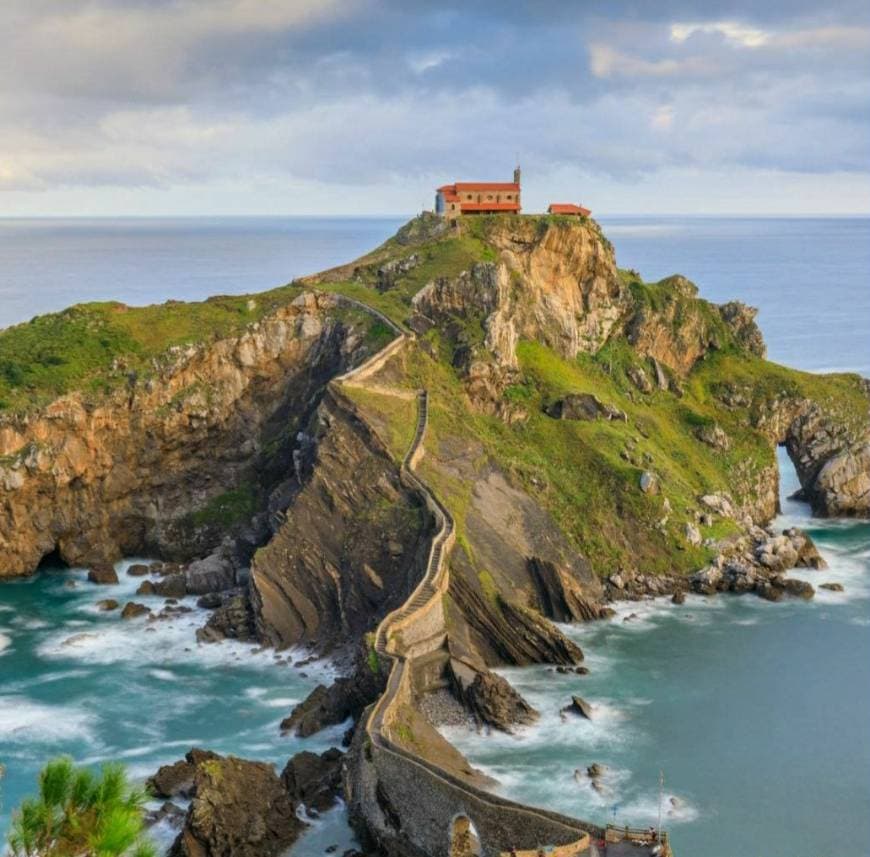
[820,582,844,592]
[96,598,119,611]
[448,659,538,733]
[562,695,593,720]
[121,601,149,619]
[586,762,605,778]
[127,563,151,577]
[87,563,119,585]
[145,801,186,829]
[280,747,344,814]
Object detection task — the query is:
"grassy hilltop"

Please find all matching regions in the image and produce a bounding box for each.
[2,213,865,581]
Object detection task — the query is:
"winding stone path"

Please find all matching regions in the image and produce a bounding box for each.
[329,292,667,857]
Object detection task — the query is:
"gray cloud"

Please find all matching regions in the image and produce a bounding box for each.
[0,0,867,210]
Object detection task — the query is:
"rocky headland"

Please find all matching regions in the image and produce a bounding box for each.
[1,212,868,856]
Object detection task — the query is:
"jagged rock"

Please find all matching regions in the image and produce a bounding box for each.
[250,389,429,652]
[699,493,734,518]
[169,755,304,857]
[148,748,220,799]
[448,659,537,733]
[545,393,626,422]
[527,558,614,623]
[0,291,361,580]
[671,590,686,605]
[393,212,449,246]
[281,662,385,738]
[197,592,223,609]
[145,801,186,829]
[691,566,723,595]
[281,748,344,813]
[120,601,149,619]
[628,366,653,394]
[137,580,157,596]
[154,573,187,599]
[87,563,118,585]
[782,578,815,600]
[756,580,784,602]
[651,358,668,391]
[586,763,605,778]
[810,443,870,517]
[820,582,844,592]
[684,523,702,547]
[640,471,659,495]
[562,695,593,720]
[199,594,255,643]
[96,598,119,611]
[376,254,419,291]
[127,563,151,576]
[695,423,731,451]
[185,553,236,595]
[719,301,766,358]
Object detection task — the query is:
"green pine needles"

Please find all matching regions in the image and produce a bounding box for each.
[7,757,156,857]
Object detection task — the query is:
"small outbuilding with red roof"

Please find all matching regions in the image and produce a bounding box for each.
[548,203,591,217]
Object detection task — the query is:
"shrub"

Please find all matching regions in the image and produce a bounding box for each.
[7,757,156,857]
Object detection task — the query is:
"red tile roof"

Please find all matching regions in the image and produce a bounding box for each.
[548,203,591,216]
[454,182,520,192]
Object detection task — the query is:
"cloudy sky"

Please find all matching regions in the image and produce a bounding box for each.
[1,0,868,215]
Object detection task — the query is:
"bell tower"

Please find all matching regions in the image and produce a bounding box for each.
[513,164,521,185]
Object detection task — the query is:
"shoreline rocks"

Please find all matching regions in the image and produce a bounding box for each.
[168,754,303,857]
[87,563,119,585]
[603,526,827,605]
[120,601,149,620]
[562,695,593,720]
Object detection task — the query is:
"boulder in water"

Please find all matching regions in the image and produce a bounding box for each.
[148,748,220,799]
[154,573,187,599]
[586,762,605,778]
[121,601,149,620]
[127,563,151,577]
[169,754,304,857]
[562,695,593,720]
[281,747,344,814]
[96,598,119,611]
[820,582,844,592]
[87,563,118,585]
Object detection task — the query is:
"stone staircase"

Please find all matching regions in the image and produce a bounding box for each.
[373,389,455,659]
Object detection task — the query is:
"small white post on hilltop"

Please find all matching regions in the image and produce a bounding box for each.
[658,769,664,834]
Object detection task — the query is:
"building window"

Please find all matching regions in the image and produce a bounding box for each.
[487,195,493,200]
[466,195,472,200]
[506,195,512,200]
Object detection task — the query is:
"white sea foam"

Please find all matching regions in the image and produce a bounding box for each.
[0,696,96,744]
[148,668,180,681]
[0,631,11,655]
[37,605,336,682]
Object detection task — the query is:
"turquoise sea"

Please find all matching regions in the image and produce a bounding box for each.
[1,216,868,856]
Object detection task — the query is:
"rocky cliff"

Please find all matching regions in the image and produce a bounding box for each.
[0,292,380,577]
[250,386,433,652]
